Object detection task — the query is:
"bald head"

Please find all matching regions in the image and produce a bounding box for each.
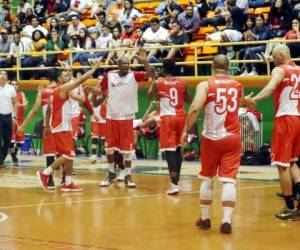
[118,56,129,65]
[117,56,130,76]
[272,45,291,66]
[212,54,229,72]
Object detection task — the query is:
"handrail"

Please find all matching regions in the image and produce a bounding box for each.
[2,38,298,81]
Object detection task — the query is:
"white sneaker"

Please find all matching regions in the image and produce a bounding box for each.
[100,172,117,187]
[116,169,125,181]
[247,70,258,76]
[99,155,107,163]
[166,183,180,195]
[125,175,136,188]
[240,69,248,76]
[90,155,97,164]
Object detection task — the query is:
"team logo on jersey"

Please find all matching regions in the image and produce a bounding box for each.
[111,81,126,88]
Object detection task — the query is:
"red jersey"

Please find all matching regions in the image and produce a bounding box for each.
[203,75,243,140]
[156,77,187,117]
[16,91,25,124]
[41,84,57,120]
[274,62,300,118]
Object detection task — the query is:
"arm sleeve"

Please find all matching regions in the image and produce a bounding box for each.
[83,98,94,114]
[133,71,147,82]
[100,73,108,91]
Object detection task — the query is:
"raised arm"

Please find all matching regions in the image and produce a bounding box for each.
[148,78,158,99]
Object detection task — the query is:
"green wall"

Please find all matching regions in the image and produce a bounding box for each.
[24,88,274,143]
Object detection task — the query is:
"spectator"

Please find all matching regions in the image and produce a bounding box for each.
[17,0,33,23]
[177,5,201,41]
[33,0,47,23]
[49,17,59,33]
[269,0,292,37]
[95,11,107,34]
[118,0,145,27]
[57,15,69,47]
[57,0,71,15]
[6,33,29,67]
[45,30,65,66]
[164,20,190,60]
[45,0,57,19]
[160,0,183,29]
[285,18,300,59]
[68,0,92,17]
[107,0,124,23]
[9,25,19,40]
[22,30,46,76]
[120,20,138,46]
[194,0,209,19]
[0,0,10,26]
[23,16,48,37]
[105,26,123,64]
[141,17,169,61]
[130,27,144,64]
[0,29,12,67]
[67,14,86,37]
[240,14,272,75]
[236,0,249,14]
[23,7,36,25]
[201,1,226,27]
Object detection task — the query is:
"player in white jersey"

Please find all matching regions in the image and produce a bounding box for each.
[245,45,300,220]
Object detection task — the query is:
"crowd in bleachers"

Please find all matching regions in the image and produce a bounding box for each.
[0,0,299,79]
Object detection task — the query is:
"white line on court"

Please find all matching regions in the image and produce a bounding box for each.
[0,184,278,210]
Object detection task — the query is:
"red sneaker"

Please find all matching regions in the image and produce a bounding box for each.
[37,171,49,190]
[61,182,83,192]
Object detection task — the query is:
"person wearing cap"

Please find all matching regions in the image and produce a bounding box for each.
[0,29,12,68]
[120,21,138,45]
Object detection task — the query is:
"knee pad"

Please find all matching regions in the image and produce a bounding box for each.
[105,147,113,155]
[221,182,236,203]
[200,179,213,201]
[123,152,131,161]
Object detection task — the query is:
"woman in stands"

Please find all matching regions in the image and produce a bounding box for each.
[105,26,123,65]
[284,18,300,60]
[118,0,143,27]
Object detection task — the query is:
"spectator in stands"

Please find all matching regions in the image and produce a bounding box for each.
[164,20,190,60]
[69,0,92,17]
[236,0,249,14]
[17,0,33,23]
[9,25,19,40]
[207,0,225,11]
[249,0,265,8]
[49,17,59,33]
[57,0,71,15]
[160,0,183,29]
[23,7,36,25]
[22,30,46,77]
[130,27,144,64]
[58,15,69,47]
[201,0,226,27]
[0,29,12,67]
[46,0,57,20]
[284,18,300,59]
[71,28,95,63]
[120,21,138,46]
[141,17,169,61]
[239,14,272,75]
[178,5,201,41]
[0,0,10,26]
[45,30,65,66]
[107,0,124,23]
[95,11,107,34]
[5,33,29,67]
[194,0,209,19]
[33,0,47,24]
[105,26,123,64]
[23,16,48,37]
[119,0,144,27]
[269,0,292,37]
[67,14,86,37]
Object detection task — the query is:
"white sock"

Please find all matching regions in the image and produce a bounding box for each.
[108,162,115,173]
[222,207,234,224]
[43,166,53,175]
[124,167,131,176]
[65,176,72,185]
[200,205,210,220]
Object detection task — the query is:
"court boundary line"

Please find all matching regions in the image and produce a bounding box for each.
[0,184,278,210]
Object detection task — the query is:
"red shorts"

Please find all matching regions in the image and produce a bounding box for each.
[200,134,241,183]
[52,131,75,159]
[106,119,134,152]
[71,116,80,139]
[11,122,25,143]
[160,115,186,150]
[271,116,300,167]
[43,131,57,156]
[91,122,107,139]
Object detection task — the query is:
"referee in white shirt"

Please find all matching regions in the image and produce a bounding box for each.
[0,71,17,166]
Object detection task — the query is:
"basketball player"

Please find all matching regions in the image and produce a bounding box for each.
[148,59,192,195]
[10,80,28,165]
[37,59,102,192]
[245,45,300,220]
[181,54,243,234]
[98,49,154,188]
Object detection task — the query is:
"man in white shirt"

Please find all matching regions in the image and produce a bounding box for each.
[67,14,86,37]
[0,71,17,166]
[68,0,93,17]
[22,16,48,37]
[141,17,169,60]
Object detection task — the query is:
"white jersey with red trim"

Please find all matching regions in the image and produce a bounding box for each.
[100,70,147,120]
[202,75,243,140]
[274,62,300,118]
[50,87,73,133]
[156,77,187,117]
[91,103,107,124]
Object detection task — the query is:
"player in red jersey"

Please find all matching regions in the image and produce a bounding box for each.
[148,59,192,195]
[36,59,102,192]
[10,80,28,165]
[181,54,243,234]
[245,45,300,220]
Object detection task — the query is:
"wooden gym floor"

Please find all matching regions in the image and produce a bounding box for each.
[0,156,299,250]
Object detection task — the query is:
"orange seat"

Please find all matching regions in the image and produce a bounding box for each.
[199,26,215,34]
[82,19,96,27]
[254,6,271,15]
